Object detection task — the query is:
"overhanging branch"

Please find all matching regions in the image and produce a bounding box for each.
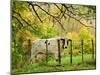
[55,4,95,29]
[29,4,43,23]
[12,10,37,31]
[29,2,66,31]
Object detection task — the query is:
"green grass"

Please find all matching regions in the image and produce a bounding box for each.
[47,54,95,65]
[12,54,96,74]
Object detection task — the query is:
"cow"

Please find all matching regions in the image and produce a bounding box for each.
[30,37,70,64]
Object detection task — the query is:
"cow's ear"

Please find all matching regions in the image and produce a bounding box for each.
[67,39,71,45]
[45,40,48,44]
[48,42,50,45]
[60,39,65,49]
[60,39,65,44]
[45,40,50,45]
[68,39,71,41]
[45,40,47,44]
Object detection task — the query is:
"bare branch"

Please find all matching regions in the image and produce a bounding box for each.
[29,3,66,31]
[62,4,76,16]
[54,4,66,19]
[12,10,36,31]
[28,2,95,29]
[12,15,23,27]
[56,4,95,29]
[29,4,43,23]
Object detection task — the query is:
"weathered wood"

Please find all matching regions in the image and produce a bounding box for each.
[92,39,94,60]
[57,39,61,65]
[81,40,84,63]
[70,40,72,64]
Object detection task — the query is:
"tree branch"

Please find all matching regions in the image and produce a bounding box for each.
[62,4,77,16]
[54,4,66,19]
[12,10,37,31]
[29,4,43,23]
[56,4,95,29]
[29,2,66,31]
[12,15,24,27]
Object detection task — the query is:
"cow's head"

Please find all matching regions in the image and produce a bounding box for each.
[60,38,71,49]
[44,38,71,49]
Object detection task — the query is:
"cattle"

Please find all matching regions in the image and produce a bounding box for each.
[30,37,70,64]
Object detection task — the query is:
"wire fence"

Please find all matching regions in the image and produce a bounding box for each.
[45,39,96,65]
[13,39,96,65]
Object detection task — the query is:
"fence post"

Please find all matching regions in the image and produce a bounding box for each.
[81,40,84,63]
[28,39,31,57]
[27,39,31,63]
[91,39,94,60]
[70,40,72,64]
[45,40,48,64]
[57,39,61,65]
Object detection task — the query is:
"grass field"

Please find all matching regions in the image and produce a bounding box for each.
[12,54,96,74]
